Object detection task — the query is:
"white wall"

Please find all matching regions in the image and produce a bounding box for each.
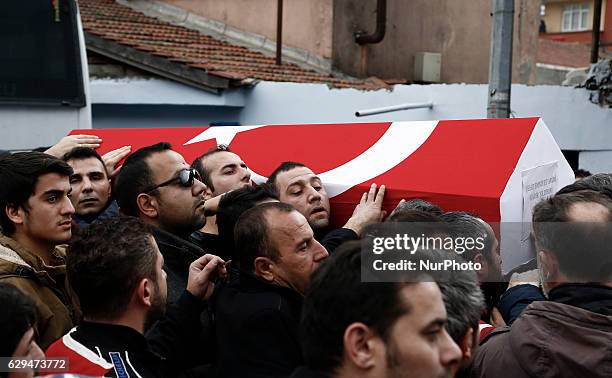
[580,151,612,173]
[237,82,612,153]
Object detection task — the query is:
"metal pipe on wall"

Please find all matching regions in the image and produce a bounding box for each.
[355,0,387,45]
[355,102,434,117]
[276,0,283,65]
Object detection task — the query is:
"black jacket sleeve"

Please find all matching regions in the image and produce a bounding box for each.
[320,228,359,254]
[146,290,206,369]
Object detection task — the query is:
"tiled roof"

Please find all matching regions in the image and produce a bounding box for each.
[78,0,378,90]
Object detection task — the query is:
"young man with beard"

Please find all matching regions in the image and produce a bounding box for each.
[62,147,118,229]
[190,145,252,254]
[114,142,210,303]
[294,241,461,378]
[0,152,80,349]
[267,162,385,253]
[46,217,227,377]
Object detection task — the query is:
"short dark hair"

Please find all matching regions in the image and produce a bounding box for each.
[440,212,494,264]
[386,209,445,223]
[428,250,484,344]
[216,184,279,260]
[191,144,232,192]
[234,201,293,271]
[574,168,592,179]
[557,173,612,195]
[0,152,73,235]
[266,161,307,193]
[0,283,37,358]
[300,241,420,374]
[532,190,612,281]
[67,217,158,319]
[398,199,443,216]
[62,147,108,176]
[114,142,172,216]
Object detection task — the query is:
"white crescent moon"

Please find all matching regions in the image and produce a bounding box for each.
[185,121,438,197]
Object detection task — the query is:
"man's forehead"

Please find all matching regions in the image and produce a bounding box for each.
[146,150,187,173]
[33,172,71,194]
[398,282,446,324]
[68,157,106,174]
[567,201,611,222]
[268,209,309,236]
[278,167,319,186]
[206,151,243,169]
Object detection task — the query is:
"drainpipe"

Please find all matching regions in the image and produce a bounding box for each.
[355,0,387,44]
[591,0,603,64]
[276,0,283,65]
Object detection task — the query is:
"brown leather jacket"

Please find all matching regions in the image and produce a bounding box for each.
[470,286,612,378]
[0,234,80,349]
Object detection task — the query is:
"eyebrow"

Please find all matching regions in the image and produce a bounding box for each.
[42,189,70,197]
[422,318,447,330]
[220,163,239,171]
[294,236,310,250]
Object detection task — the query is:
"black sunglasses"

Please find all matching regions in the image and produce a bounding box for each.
[145,168,202,193]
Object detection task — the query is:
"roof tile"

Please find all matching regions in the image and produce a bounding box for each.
[79,0,375,89]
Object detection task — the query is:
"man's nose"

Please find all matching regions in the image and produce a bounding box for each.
[306,186,322,203]
[82,177,93,192]
[313,240,329,262]
[62,196,76,215]
[193,178,207,196]
[241,167,251,182]
[440,328,462,372]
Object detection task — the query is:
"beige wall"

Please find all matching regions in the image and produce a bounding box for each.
[543,0,607,33]
[164,0,333,59]
[333,0,539,84]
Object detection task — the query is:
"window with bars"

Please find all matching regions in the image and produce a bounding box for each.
[561,3,590,32]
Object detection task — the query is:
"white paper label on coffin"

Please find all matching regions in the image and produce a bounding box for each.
[183,121,438,197]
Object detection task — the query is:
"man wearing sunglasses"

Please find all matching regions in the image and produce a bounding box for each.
[114,142,210,304]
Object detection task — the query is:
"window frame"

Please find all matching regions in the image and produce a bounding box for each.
[561,3,590,32]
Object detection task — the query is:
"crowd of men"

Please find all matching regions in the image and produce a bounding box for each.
[0,134,610,378]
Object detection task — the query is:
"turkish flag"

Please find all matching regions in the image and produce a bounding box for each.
[70,117,573,270]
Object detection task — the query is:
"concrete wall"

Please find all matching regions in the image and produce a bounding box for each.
[332,0,540,84]
[235,82,611,154]
[92,104,241,129]
[84,79,612,174]
[163,0,333,59]
[0,106,91,150]
[580,150,612,172]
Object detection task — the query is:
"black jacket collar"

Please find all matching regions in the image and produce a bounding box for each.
[76,321,151,353]
[237,270,304,303]
[549,283,612,316]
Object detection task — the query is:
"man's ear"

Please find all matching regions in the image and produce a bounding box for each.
[473,253,489,281]
[539,250,559,280]
[5,204,24,226]
[460,327,475,361]
[135,278,153,308]
[254,256,275,282]
[137,193,158,219]
[343,323,380,370]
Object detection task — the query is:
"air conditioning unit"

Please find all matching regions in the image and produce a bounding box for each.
[414,52,441,83]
